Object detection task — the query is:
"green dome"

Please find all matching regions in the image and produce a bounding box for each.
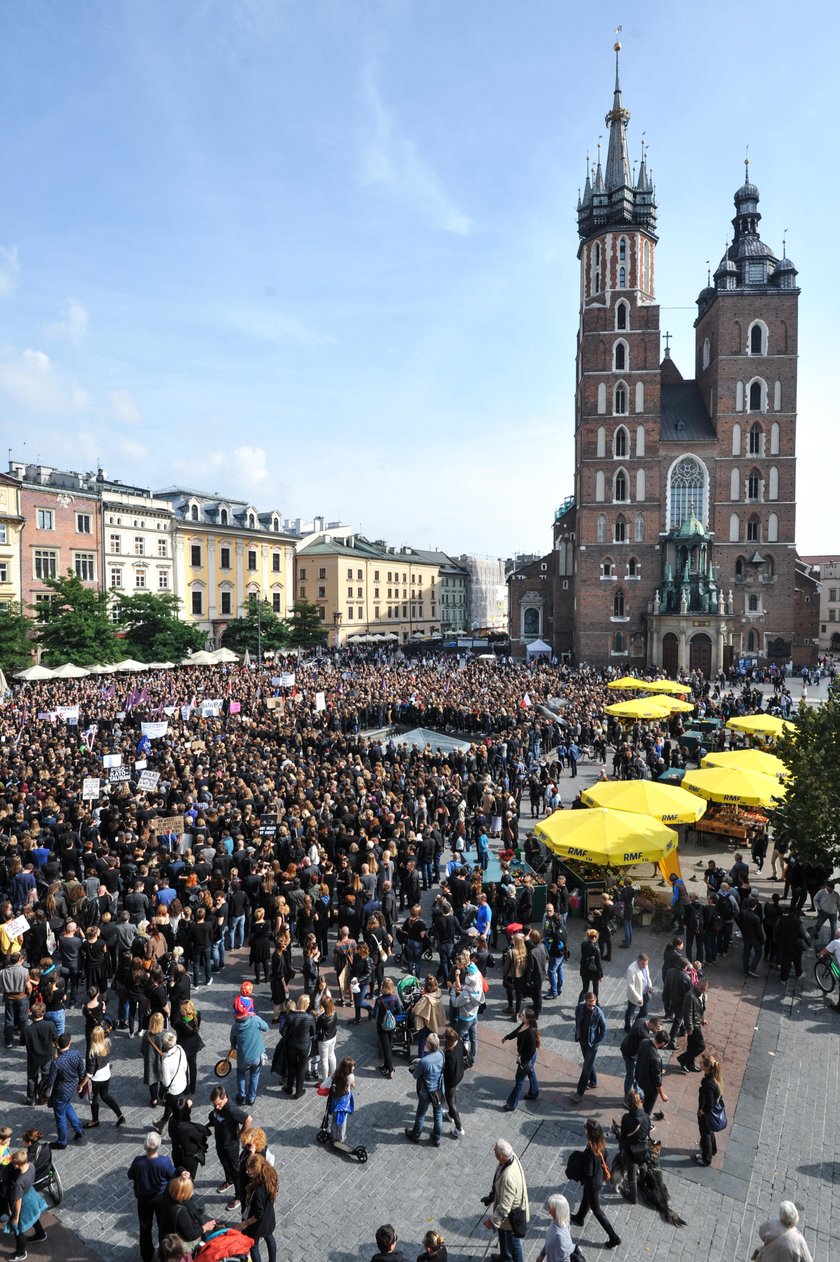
[674,505,709,540]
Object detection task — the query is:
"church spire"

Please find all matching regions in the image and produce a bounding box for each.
[604,41,631,192]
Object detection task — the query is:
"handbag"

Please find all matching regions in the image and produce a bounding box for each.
[705,1096,728,1133]
[508,1205,527,1239]
[565,1149,586,1182]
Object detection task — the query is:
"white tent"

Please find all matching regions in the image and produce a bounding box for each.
[113,659,149,672]
[210,647,239,663]
[14,664,55,680]
[392,726,472,755]
[51,663,91,678]
[525,638,552,657]
[181,651,216,666]
[147,661,176,670]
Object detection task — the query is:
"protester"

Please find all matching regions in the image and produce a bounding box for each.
[569,1119,621,1249]
[128,1132,176,1262]
[482,1137,530,1262]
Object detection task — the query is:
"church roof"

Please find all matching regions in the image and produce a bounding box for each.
[660,382,717,443]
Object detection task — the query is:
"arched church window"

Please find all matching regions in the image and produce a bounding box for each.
[748,380,765,412]
[749,423,763,455]
[668,455,707,529]
[619,237,627,262]
[614,384,627,415]
[615,301,628,331]
[614,515,626,544]
[596,514,607,544]
[618,266,626,287]
[614,469,628,502]
[747,516,760,543]
[634,513,644,543]
[614,427,628,458]
[613,590,625,617]
[614,341,627,371]
[747,469,761,501]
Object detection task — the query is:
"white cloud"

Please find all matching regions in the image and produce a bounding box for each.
[109,389,141,424]
[222,307,333,348]
[361,70,472,237]
[46,299,90,344]
[0,246,20,298]
[0,349,66,413]
[175,444,271,489]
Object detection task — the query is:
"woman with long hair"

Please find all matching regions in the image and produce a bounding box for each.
[174,1000,203,1094]
[502,1008,540,1111]
[302,934,321,1003]
[373,978,402,1079]
[569,1119,621,1249]
[85,1026,126,1128]
[168,1096,208,1180]
[141,1011,166,1108]
[412,975,445,1060]
[328,1057,356,1144]
[240,1153,279,1262]
[502,933,528,1016]
[364,913,388,996]
[316,993,338,1083]
[349,942,374,1024]
[578,928,604,1002]
[694,1053,724,1166]
[249,908,272,984]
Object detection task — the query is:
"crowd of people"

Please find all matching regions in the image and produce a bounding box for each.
[0,650,824,1261]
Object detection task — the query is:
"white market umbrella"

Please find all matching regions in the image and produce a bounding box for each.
[51,663,91,678]
[14,664,55,680]
[147,661,176,670]
[113,659,149,672]
[182,650,216,666]
[210,647,239,663]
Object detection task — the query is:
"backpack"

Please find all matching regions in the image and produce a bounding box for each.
[565,1149,586,1182]
[380,1006,396,1033]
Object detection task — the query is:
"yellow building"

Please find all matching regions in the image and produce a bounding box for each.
[156,488,297,646]
[0,472,23,611]
[295,534,441,646]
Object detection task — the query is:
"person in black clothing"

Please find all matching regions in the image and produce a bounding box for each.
[684,894,705,964]
[173,1000,203,1094]
[208,1087,251,1195]
[578,929,603,1002]
[569,1118,621,1248]
[239,1153,278,1262]
[618,1088,651,1204]
[127,1131,176,1262]
[693,1053,724,1166]
[442,1025,465,1139]
[371,1223,406,1262]
[677,981,707,1072]
[635,1030,670,1117]
[774,906,808,981]
[168,1096,209,1180]
[400,860,421,912]
[24,1002,55,1105]
[662,960,691,1044]
[762,892,783,965]
[189,910,213,988]
[154,1171,214,1250]
[619,1015,662,1098]
[591,897,613,963]
[283,998,316,1098]
[738,898,765,977]
[502,1009,540,1111]
[432,899,458,983]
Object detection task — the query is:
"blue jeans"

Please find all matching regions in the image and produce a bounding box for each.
[353,982,372,1020]
[547,956,564,996]
[813,912,838,944]
[404,940,422,975]
[4,996,27,1046]
[506,1054,539,1109]
[576,1043,599,1097]
[704,929,718,962]
[437,941,454,981]
[53,1098,83,1145]
[622,1053,637,1096]
[456,1017,477,1062]
[421,861,435,890]
[623,917,633,947]
[250,1237,277,1262]
[497,1226,524,1262]
[236,1061,261,1104]
[411,1090,442,1141]
[45,1009,65,1038]
[228,914,245,949]
[212,939,226,970]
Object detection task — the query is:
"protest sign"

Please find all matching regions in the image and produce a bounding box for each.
[151,814,184,836]
[108,765,131,783]
[82,776,101,801]
[56,705,79,724]
[315,692,326,712]
[137,769,161,792]
[199,699,222,718]
[4,914,29,939]
[103,753,123,769]
[280,673,295,687]
[140,721,169,739]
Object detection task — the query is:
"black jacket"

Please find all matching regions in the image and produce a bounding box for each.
[635,1036,664,1092]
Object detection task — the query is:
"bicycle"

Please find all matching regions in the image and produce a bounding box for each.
[814,955,840,995]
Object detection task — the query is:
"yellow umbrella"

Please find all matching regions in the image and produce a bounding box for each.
[702,749,790,780]
[637,679,692,695]
[682,766,787,808]
[581,780,707,824]
[606,676,650,691]
[605,697,674,719]
[726,714,796,740]
[646,694,695,713]
[535,807,678,867]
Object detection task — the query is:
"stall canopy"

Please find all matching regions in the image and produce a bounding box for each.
[605,697,673,720]
[701,748,789,781]
[525,639,552,657]
[50,662,91,678]
[725,714,796,741]
[682,765,787,809]
[536,807,679,876]
[14,664,55,680]
[391,727,472,755]
[581,780,707,825]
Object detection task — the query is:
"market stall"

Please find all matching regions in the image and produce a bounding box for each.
[681,763,784,851]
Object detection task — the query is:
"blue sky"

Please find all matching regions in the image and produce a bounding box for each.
[0,1,835,557]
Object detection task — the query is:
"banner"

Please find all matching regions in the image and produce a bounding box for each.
[140,721,169,739]
[56,705,79,724]
[229,701,241,714]
[163,706,177,717]
[134,759,147,771]
[151,814,184,836]
[199,699,222,718]
[258,814,277,838]
[108,765,131,783]
[280,672,295,687]
[314,691,326,712]
[180,705,193,722]
[137,769,161,792]
[82,776,101,801]
[103,753,123,769]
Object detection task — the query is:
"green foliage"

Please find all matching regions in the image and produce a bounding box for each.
[221,600,290,657]
[286,598,326,648]
[114,592,205,662]
[0,603,35,674]
[772,697,840,870]
[33,572,119,666]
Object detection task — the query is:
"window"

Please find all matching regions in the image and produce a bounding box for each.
[190,505,199,521]
[357,607,363,620]
[272,553,281,572]
[634,513,644,543]
[702,338,710,370]
[523,607,540,637]
[0,525,6,544]
[614,383,627,415]
[749,423,762,455]
[618,237,627,262]
[347,586,354,598]
[110,568,122,588]
[191,590,203,615]
[614,342,627,372]
[273,592,282,612]
[628,557,638,576]
[220,590,232,615]
[748,381,764,412]
[346,607,354,622]
[36,508,54,530]
[76,513,92,534]
[735,557,744,579]
[219,546,231,570]
[601,560,613,578]
[190,544,202,567]
[272,518,280,533]
[374,570,380,581]
[319,568,326,580]
[357,569,363,581]
[347,568,353,580]
[614,515,626,543]
[374,606,381,620]
[317,607,325,621]
[729,513,740,542]
[158,571,169,590]
[596,514,607,544]
[0,562,6,583]
[299,585,306,598]
[749,322,765,355]
[668,455,707,528]
[613,590,625,617]
[247,549,257,571]
[748,594,759,612]
[157,537,167,557]
[110,533,121,554]
[75,553,95,582]
[614,426,628,457]
[614,469,628,502]
[613,631,624,653]
[318,585,326,598]
[767,513,778,542]
[248,513,256,529]
[616,300,628,331]
[135,569,146,589]
[747,470,761,501]
[618,266,626,287]
[220,508,229,525]
[134,536,145,556]
[299,567,307,580]
[357,587,363,598]
[747,516,760,542]
[33,549,58,580]
[747,630,757,653]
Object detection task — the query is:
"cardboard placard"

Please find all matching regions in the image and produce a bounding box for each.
[137,770,161,792]
[151,814,185,836]
[4,914,29,939]
[102,753,123,769]
[82,776,101,801]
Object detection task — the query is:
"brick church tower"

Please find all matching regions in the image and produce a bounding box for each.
[570,45,800,673]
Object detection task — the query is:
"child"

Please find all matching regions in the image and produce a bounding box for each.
[328,1057,356,1143]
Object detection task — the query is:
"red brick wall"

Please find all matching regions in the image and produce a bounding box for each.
[20,486,102,610]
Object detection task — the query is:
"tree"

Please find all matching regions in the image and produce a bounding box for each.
[33,572,119,666]
[221,600,290,657]
[114,592,205,662]
[0,603,34,674]
[285,599,326,648]
[771,696,840,870]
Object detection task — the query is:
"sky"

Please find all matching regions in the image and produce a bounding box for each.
[0,1,836,558]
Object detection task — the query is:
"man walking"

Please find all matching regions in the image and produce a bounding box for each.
[24,1001,55,1105]
[0,952,31,1049]
[624,953,652,1032]
[571,992,606,1104]
[620,1016,663,1097]
[404,1032,445,1147]
[482,1137,530,1262]
[208,1086,251,1211]
[128,1131,176,1262]
[44,1032,88,1149]
[229,996,268,1106]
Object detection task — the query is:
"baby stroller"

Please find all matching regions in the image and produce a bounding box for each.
[392,975,423,1058]
[393,925,433,969]
[194,1229,254,1261]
